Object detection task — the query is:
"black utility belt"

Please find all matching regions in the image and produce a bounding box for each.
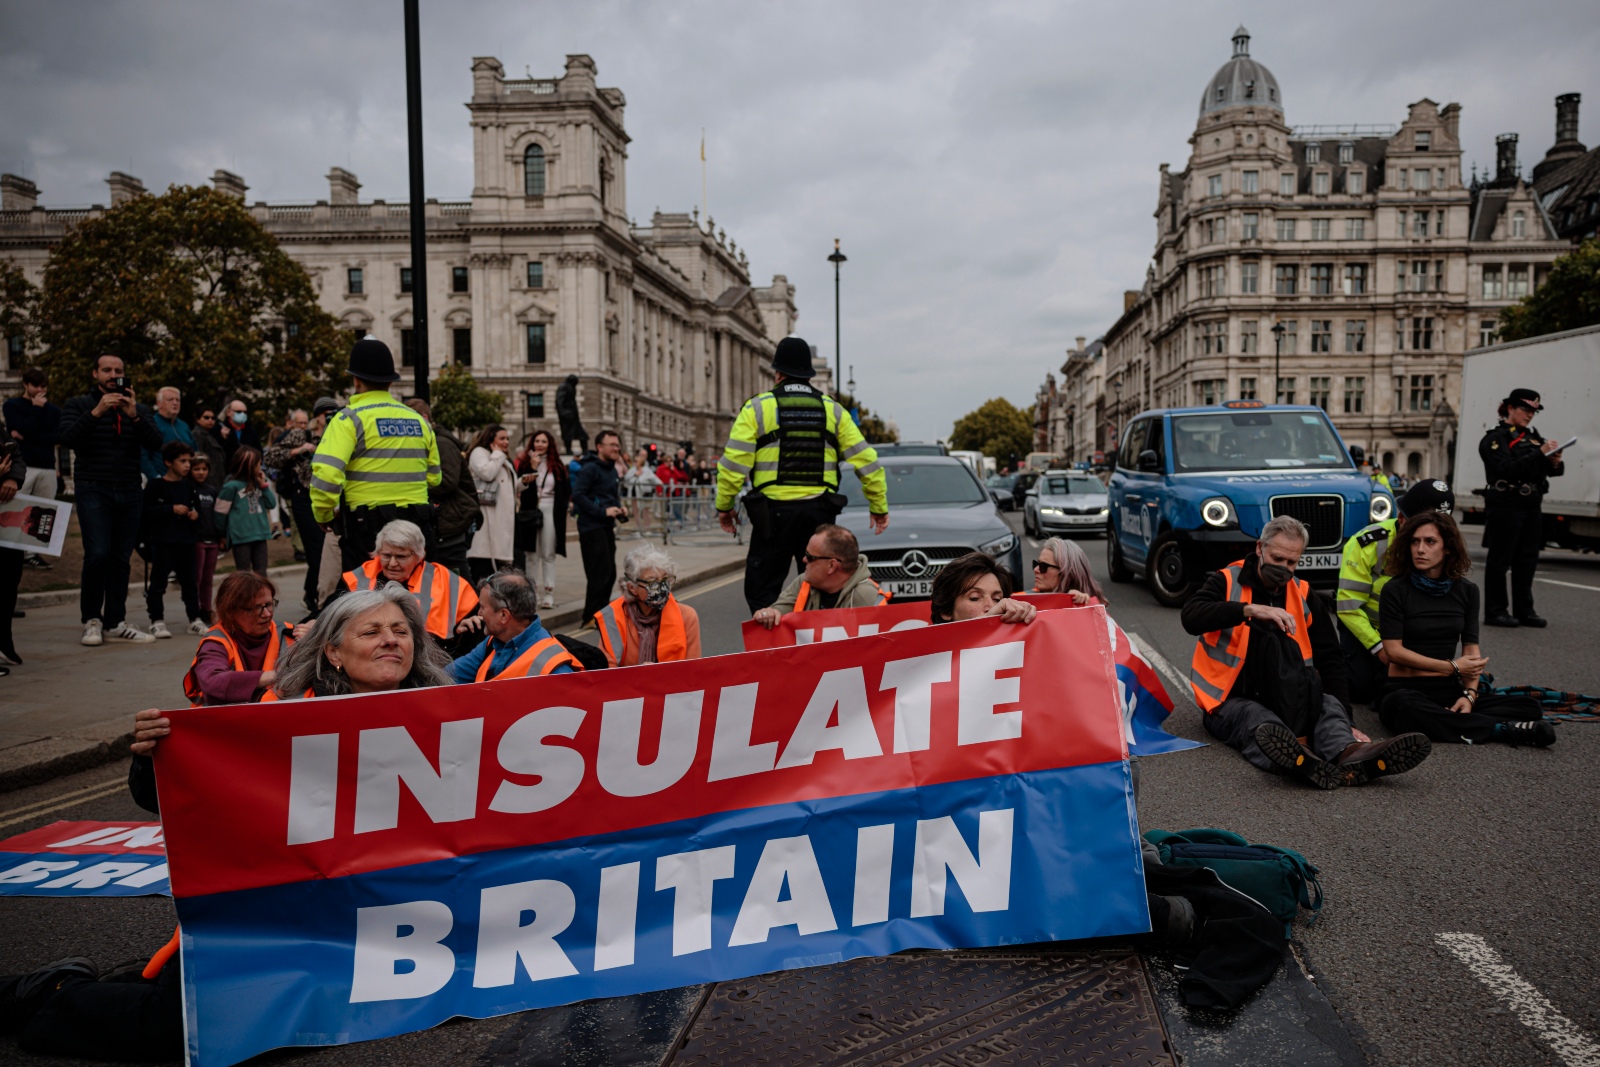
[1491,481,1539,496]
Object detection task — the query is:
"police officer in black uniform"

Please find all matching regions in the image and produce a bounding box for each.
[1479,387,1565,627]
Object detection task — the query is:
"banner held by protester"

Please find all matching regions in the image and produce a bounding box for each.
[0,821,170,896]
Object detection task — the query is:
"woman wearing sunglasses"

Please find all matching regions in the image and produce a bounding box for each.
[1030,536,1106,605]
[593,544,702,667]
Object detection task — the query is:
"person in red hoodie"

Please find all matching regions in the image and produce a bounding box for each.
[656,446,689,525]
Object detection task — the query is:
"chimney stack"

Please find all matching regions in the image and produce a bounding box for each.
[1532,94,1586,182]
[1556,93,1581,144]
[1075,336,1087,352]
[211,169,248,200]
[1439,103,1461,144]
[1495,133,1519,183]
[1,174,38,212]
[327,167,361,205]
[106,171,146,206]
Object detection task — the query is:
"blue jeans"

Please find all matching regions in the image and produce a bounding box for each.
[76,481,144,626]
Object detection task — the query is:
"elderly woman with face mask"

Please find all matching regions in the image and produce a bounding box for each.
[592,544,702,667]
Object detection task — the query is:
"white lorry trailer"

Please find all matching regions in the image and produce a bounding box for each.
[1457,323,1600,552]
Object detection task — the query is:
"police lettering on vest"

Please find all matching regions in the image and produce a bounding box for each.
[1188,561,1314,713]
[309,392,441,524]
[342,558,478,640]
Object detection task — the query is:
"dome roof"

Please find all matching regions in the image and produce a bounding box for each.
[1199,26,1282,118]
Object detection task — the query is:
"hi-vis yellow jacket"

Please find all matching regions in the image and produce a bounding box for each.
[1335,517,1398,651]
[309,391,440,523]
[714,380,888,513]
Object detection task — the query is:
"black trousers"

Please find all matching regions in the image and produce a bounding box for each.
[290,488,324,609]
[144,541,200,623]
[0,547,20,659]
[18,960,182,1061]
[742,495,842,613]
[579,525,617,622]
[1378,677,1542,744]
[339,502,437,574]
[1483,505,1543,618]
[1338,620,1387,706]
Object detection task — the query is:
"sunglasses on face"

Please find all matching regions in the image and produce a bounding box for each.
[800,553,837,565]
[1031,559,1060,572]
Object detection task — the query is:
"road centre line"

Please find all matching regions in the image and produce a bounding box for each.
[1436,933,1600,1067]
[0,781,129,831]
[1128,631,1193,705]
[1536,577,1600,593]
[0,774,129,819]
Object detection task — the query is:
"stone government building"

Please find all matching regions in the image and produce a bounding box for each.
[1039,28,1594,482]
[0,54,822,454]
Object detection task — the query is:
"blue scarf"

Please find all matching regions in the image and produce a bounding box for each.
[1410,571,1454,596]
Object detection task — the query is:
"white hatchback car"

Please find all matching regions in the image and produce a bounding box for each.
[1023,471,1109,538]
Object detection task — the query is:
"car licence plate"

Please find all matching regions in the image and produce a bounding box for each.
[1300,552,1341,570]
[883,579,935,598]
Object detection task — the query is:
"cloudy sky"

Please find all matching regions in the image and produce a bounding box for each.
[2,1,1595,439]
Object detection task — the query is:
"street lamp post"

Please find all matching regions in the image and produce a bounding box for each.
[827,239,847,397]
[1271,320,1287,404]
[403,0,430,401]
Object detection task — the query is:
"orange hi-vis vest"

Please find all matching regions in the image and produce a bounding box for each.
[259,686,315,703]
[343,558,478,640]
[182,621,293,706]
[595,596,688,667]
[1188,559,1314,713]
[473,634,581,680]
[792,578,891,613]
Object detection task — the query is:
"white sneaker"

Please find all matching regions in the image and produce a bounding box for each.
[105,622,157,644]
[81,619,104,646]
[187,618,209,635]
[540,592,555,609]
[150,621,173,639]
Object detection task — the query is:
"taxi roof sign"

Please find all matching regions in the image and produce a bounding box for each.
[1222,400,1266,408]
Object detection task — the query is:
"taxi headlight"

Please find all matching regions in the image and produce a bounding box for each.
[979,533,1018,558]
[1200,497,1236,527]
[1369,493,1394,522]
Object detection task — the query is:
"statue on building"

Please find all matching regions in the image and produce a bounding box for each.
[555,374,588,455]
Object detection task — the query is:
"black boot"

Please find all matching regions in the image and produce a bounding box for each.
[1254,722,1344,789]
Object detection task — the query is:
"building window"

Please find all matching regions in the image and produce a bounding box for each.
[1347,169,1365,195]
[1198,379,1221,406]
[527,261,544,288]
[1200,264,1225,297]
[1344,320,1367,353]
[1279,320,1298,353]
[1309,376,1331,410]
[1308,263,1333,294]
[1243,170,1259,194]
[347,267,364,295]
[1345,218,1365,240]
[1200,320,1224,354]
[1274,264,1298,294]
[524,144,546,197]
[1339,142,1354,165]
[1306,143,1321,164]
[1406,260,1428,293]
[1414,130,1431,151]
[5,335,22,368]
[1276,218,1297,242]
[1397,169,1409,191]
[1413,211,1429,238]
[1241,320,1259,353]
[1410,316,1435,351]
[1311,218,1331,241]
[1432,259,1444,292]
[1482,266,1503,299]
[452,328,471,364]
[1277,377,1296,404]
[1507,265,1529,298]
[1280,172,1295,196]
[1511,211,1526,237]
[451,267,469,293]
[1479,320,1498,348]
[400,267,414,295]
[525,323,547,364]
[1208,174,1223,198]
[1311,320,1333,353]
[1394,376,1405,411]
[1342,264,1368,295]
[1435,211,1445,236]
[526,392,545,419]
[1238,377,1257,401]
[1314,172,1330,196]
[1414,168,1432,192]
[1242,213,1259,239]
[1409,374,1434,411]
[1241,262,1259,293]
[400,328,416,368]
[1344,377,1366,414]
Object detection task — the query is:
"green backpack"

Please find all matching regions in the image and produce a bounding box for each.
[1144,828,1323,938]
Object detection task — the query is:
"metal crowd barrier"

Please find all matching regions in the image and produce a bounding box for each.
[618,484,745,546]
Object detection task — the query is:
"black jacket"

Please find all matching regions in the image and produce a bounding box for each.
[1181,553,1350,710]
[3,396,62,470]
[143,476,202,545]
[570,451,620,534]
[1480,421,1564,510]
[58,391,163,487]
[429,429,483,543]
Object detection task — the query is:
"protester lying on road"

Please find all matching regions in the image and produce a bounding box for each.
[594,544,702,667]
[181,570,302,706]
[1377,512,1554,747]
[1031,536,1105,605]
[930,551,1037,625]
[450,570,580,682]
[332,518,482,657]
[752,524,890,629]
[1182,515,1431,789]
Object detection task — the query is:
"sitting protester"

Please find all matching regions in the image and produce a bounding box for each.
[1031,536,1105,604]
[1183,515,1431,788]
[337,518,481,653]
[450,570,580,682]
[930,552,1036,625]
[181,570,296,706]
[594,544,703,667]
[752,524,890,628]
[1335,479,1455,704]
[1377,512,1553,747]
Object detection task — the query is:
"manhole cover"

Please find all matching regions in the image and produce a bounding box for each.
[670,947,1177,1066]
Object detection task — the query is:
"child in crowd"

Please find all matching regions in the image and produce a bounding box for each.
[141,441,206,638]
[215,446,276,575]
[189,454,220,623]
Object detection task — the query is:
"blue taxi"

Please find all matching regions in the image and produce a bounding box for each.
[1105,401,1394,607]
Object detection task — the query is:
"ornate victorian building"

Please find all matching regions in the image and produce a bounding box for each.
[0,54,814,453]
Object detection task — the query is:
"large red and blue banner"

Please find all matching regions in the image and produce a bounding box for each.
[155,608,1148,1066]
[0,821,169,896]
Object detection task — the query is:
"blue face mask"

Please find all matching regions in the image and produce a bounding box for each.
[231,411,248,424]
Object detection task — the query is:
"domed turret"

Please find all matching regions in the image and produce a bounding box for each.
[1199,26,1282,119]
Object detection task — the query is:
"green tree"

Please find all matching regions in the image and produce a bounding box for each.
[0,258,37,358]
[1496,238,1600,343]
[949,397,1033,463]
[835,390,899,445]
[32,185,345,420]
[430,363,506,433]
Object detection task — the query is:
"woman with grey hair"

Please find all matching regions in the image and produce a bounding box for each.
[591,544,702,667]
[1030,536,1107,605]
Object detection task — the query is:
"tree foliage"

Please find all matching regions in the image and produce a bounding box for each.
[0,259,36,353]
[949,397,1033,463]
[1496,238,1600,343]
[430,363,507,433]
[31,185,345,421]
[835,390,899,445]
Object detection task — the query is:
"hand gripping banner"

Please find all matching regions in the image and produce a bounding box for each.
[155,608,1149,1066]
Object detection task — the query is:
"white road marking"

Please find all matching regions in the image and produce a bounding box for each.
[1536,577,1600,593]
[1436,933,1600,1067]
[1127,631,1192,704]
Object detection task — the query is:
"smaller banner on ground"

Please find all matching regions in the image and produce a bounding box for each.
[0,493,72,556]
[0,821,170,896]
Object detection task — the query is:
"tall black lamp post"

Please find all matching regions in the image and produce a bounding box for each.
[1271,320,1287,403]
[404,0,430,401]
[827,239,847,396]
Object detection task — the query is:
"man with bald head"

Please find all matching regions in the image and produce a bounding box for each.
[140,385,194,482]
